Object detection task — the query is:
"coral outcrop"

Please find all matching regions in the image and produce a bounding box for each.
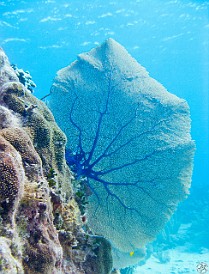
[0,48,113,273]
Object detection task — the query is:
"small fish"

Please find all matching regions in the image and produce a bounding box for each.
[130,251,134,257]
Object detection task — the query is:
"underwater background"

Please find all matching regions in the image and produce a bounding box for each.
[1,0,208,273]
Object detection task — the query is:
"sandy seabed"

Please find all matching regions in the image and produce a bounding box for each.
[134,248,209,274]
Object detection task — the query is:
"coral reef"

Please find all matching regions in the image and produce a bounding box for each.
[0,47,113,273]
[11,64,36,93]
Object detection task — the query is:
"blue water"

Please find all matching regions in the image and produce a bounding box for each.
[1,0,208,272]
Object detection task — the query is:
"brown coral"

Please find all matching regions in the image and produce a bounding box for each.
[26,108,67,174]
[0,135,24,223]
[1,127,41,176]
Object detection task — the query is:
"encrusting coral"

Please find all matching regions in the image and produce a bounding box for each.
[0,135,24,224]
[0,47,113,273]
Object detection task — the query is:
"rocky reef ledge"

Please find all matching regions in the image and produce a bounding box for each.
[0,48,113,273]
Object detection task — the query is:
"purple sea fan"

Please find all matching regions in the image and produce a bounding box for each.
[49,38,195,269]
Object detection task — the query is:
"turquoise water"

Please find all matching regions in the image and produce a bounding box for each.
[1,0,208,273]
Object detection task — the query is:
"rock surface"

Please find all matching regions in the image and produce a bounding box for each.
[0,48,113,273]
[49,38,195,269]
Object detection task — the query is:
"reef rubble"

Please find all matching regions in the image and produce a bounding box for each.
[0,48,113,274]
